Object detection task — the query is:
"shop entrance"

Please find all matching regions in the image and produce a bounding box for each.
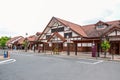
[110,42,120,55]
[52,43,63,52]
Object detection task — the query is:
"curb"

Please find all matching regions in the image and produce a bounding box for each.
[47,54,120,62]
[0,59,16,64]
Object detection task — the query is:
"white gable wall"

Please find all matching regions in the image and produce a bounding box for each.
[117,31,120,35]
[108,31,116,36]
[72,32,79,37]
[40,18,82,41]
[59,32,64,36]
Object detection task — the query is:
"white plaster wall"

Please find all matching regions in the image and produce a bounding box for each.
[48,30,51,33]
[41,40,47,42]
[59,32,64,37]
[43,36,46,39]
[82,43,92,47]
[49,43,52,47]
[72,32,79,37]
[117,31,120,35]
[64,26,69,31]
[64,43,67,47]
[108,31,116,36]
[78,43,81,47]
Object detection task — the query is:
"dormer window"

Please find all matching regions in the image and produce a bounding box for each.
[96,24,107,30]
[95,21,108,30]
[97,25,104,28]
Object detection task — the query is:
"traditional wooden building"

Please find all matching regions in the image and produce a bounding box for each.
[27,32,41,51]
[6,36,25,50]
[37,17,120,55]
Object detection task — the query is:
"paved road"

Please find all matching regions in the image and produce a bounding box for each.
[0,52,120,80]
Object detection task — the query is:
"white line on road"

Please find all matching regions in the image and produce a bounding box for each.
[93,60,103,64]
[76,59,103,65]
[0,59,16,65]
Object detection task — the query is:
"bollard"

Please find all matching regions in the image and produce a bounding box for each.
[3,51,10,58]
[4,51,7,58]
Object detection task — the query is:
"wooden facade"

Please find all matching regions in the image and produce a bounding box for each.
[37,17,120,55]
[6,36,25,50]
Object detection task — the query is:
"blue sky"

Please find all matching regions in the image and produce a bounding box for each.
[0,0,120,37]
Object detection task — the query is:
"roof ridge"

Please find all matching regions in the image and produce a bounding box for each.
[82,20,120,27]
[54,17,88,37]
[54,17,82,26]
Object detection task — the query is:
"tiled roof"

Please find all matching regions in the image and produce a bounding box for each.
[55,17,120,38]
[6,36,24,45]
[55,17,88,37]
[38,17,120,40]
[102,24,120,36]
[82,20,120,38]
[17,37,25,44]
[27,35,38,42]
[82,24,101,37]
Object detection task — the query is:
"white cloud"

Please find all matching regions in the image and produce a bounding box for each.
[0,0,120,37]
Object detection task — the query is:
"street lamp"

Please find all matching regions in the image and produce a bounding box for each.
[67,35,70,55]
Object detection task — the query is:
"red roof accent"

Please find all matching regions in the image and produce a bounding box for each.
[54,17,88,37]
[47,32,66,42]
[17,37,25,44]
[82,20,120,38]
[6,36,24,45]
[27,35,38,42]
[38,17,120,40]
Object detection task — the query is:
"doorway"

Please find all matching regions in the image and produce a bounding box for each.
[110,42,120,55]
[52,43,63,52]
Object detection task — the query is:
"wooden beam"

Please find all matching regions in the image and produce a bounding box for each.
[75,42,77,55]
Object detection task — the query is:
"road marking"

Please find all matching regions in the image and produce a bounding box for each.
[76,59,103,65]
[93,60,103,64]
[0,59,16,65]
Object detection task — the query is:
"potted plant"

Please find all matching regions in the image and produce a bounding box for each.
[101,40,110,58]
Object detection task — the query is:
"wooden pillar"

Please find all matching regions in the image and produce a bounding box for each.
[43,43,44,52]
[75,42,77,55]
[33,44,35,52]
[97,43,100,57]
[67,43,70,55]
[119,42,120,55]
[43,43,46,53]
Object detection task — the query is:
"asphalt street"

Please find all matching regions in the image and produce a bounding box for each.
[0,52,120,80]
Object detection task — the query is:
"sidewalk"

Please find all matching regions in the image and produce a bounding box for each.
[0,56,4,61]
[9,50,120,62]
[0,55,10,62]
[41,51,120,62]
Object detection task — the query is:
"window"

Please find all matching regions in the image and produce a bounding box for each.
[95,22,108,30]
[51,28,56,33]
[95,21,108,30]
[64,32,72,38]
[51,27,64,33]
[58,27,64,32]
[46,35,51,39]
[97,25,104,28]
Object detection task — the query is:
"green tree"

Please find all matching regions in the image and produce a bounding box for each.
[101,40,110,58]
[22,39,28,52]
[0,36,10,49]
